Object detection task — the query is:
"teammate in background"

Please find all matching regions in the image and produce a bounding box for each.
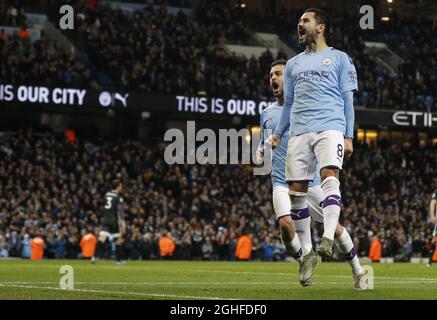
[427,188,437,267]
[257,59,319,287]
[95,179,127,265]
[259,59,366,289]
[267,8,357,260]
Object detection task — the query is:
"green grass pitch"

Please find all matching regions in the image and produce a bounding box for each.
[0,259,436,300]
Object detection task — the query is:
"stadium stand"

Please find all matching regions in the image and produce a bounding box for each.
[0,130,435,261]
[0,32,92,87]
[0,1,435,262]
[0,0,26,27]
[1,1,435,110]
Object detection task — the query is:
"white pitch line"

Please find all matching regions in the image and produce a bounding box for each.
[0,281,317,286]
[1,281,436,286]
[2,268,436,283]
[5,264,437,282]
[0,283,239,300]
[191,269,437,282]
[0,281,303,286]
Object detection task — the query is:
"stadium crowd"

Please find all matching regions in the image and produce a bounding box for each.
[0,31,93,88]
[0,1,435,111]
[0,129,435,262]
[0,0,26,27]
[250,7,436,111]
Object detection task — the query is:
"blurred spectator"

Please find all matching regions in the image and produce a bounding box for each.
[125,229,147,260]
[0,28,8,44]
[201,237,214,260]
[191,227,203,260]
[17,26,30,40]
[30,235,45,260]
[80,230,97,259]
[66,236,80,259]
[7,231,21,257]
[65,129,77,145]
[216,227,229,260]
[0,234,8,257]
[369,235,382,262]
[159,232,175,259]
[272,239,286,261]
[251,237,263,261]
[235,230,252,261]
[21,235,30,259]
[53,234,67,259]
[180,231,192,260]
[262,236,274,261]
[143,232,157,260]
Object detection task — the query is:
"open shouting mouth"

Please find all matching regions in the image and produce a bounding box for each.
[298,27,306,40]
[271,81,281,95]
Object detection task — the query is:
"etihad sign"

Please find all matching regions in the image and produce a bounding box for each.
[392,111,437,127]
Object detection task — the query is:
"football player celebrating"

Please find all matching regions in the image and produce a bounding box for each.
[268,8,357,260]
[259,59,366,289]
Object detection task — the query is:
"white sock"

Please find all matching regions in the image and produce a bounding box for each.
[335,228,363,275]
[323,207,340,240]
[284,233,303,261]
[321,177,342,241]
[293,216,312,256]
[289,191,310,257]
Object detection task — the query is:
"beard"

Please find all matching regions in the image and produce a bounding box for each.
[298,28,316,46]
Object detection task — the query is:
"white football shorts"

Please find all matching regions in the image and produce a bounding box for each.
[285,130,344,182]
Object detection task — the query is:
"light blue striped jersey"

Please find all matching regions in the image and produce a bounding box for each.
[274,47,358,138]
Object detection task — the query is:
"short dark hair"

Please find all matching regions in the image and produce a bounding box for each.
[112,179,122,190]
[304,8,331,36]
[266,59,287,81]
[270,59,287,69]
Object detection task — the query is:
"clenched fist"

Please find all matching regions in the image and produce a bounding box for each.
[265,135,280,149]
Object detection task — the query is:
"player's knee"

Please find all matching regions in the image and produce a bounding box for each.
[289,190,307,209]
[278,215,291,227]
[278,216,294,237]
[289,181,308,193]
[321,176,340,194]
[320,167,339,181]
